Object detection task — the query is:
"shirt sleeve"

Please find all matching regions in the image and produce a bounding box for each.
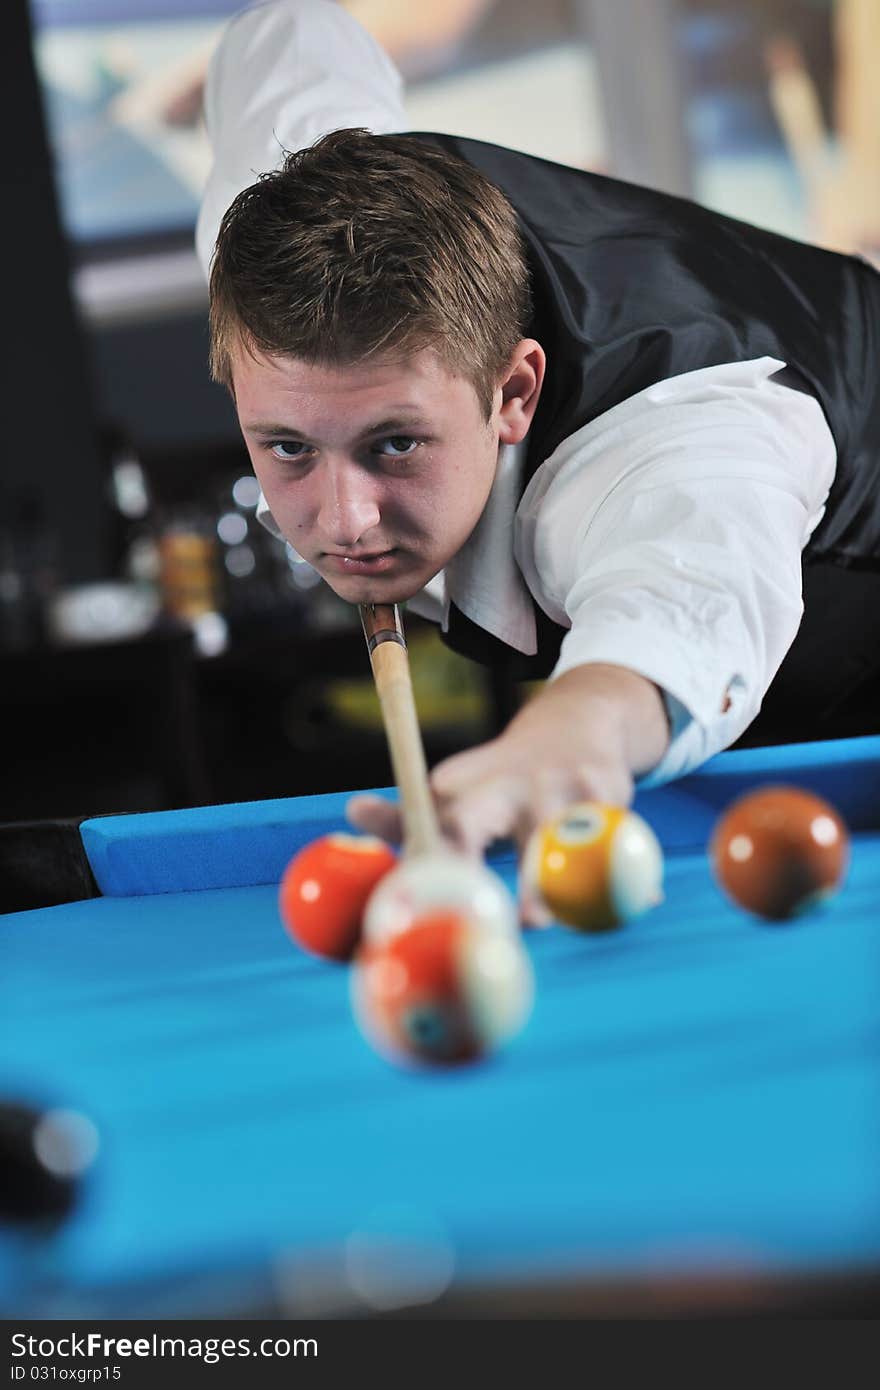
[196,0,408,277]
[515,358,838,785]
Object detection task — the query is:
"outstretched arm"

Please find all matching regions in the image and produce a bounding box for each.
[349,661,669,854]
[349,359,837,861]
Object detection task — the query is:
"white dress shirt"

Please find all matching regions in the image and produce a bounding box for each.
[198,0,838,785]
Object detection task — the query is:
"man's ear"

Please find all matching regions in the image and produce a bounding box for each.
[497,339,546,445]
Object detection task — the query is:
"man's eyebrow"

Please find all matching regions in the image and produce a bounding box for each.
[359,415,430,437]
[242,413,430,441]
[242,421,306,438]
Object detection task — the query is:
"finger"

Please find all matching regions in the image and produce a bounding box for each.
[521,763,635,826]
[435,773,527,858]
[429,739,507,797]
[509,792,558,931]
[345,793,404,846]
[518,881,555,930]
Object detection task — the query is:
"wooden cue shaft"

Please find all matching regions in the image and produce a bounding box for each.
[360,603,440,857]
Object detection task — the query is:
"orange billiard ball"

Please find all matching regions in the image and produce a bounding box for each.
[279,833,397,961]
[351,910,534,1068]
[522,802,664,933]
[710,785,850,921]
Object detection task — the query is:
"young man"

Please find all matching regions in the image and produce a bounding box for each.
[197,0,880,856]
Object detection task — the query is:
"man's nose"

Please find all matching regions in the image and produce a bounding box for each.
[316,461,382,547]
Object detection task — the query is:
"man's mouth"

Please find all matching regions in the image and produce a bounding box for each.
[320,549,400,576]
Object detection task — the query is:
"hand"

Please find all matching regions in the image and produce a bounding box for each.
[347,663,670,918]
[347,705,634,857]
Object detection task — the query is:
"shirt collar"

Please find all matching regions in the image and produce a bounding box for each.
[441,439,537,655]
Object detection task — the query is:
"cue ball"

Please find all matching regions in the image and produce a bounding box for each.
[279,833,398,961]
[710,784,850,921]
[0,1101,99,1227]
[522,802,664,932]
[362,849,519,946]
[351,911,534,1067]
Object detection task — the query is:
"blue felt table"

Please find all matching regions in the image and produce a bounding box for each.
[2,737,879,1316]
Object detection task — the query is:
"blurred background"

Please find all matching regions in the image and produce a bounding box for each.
[3,0,879,822]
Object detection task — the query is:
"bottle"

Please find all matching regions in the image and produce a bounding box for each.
[157,505,227,657]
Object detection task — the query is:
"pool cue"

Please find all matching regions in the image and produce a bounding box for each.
[359,603,442,858]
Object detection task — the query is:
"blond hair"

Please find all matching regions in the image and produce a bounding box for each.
[208,129,531,418]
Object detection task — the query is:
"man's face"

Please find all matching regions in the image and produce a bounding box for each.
[233,347,501,604]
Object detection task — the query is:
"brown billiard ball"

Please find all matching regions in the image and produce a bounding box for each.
[710,785,850,921]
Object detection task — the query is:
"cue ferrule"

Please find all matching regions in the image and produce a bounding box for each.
[360,603,406,654]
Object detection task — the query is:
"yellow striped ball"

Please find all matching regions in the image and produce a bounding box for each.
[523,802,663,932]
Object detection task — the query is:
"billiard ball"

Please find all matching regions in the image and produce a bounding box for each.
[279,833,398,961]
[351,911,534,1067]
[710,784,849,921]
[0,1101,99,1227]
[362,848,519,946]
[522,802,663,932]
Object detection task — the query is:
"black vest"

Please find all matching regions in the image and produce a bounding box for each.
[406,133,880,678]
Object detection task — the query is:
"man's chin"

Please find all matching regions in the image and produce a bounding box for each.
[321,570,425,607]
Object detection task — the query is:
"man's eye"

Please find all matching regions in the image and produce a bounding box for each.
[377,436,419,458]
[269,441,309,461]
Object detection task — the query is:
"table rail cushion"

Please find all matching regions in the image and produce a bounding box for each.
[76,736,880,898]
[79,788,399,896]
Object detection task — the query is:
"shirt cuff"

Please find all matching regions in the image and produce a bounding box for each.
[550,615,758,784]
